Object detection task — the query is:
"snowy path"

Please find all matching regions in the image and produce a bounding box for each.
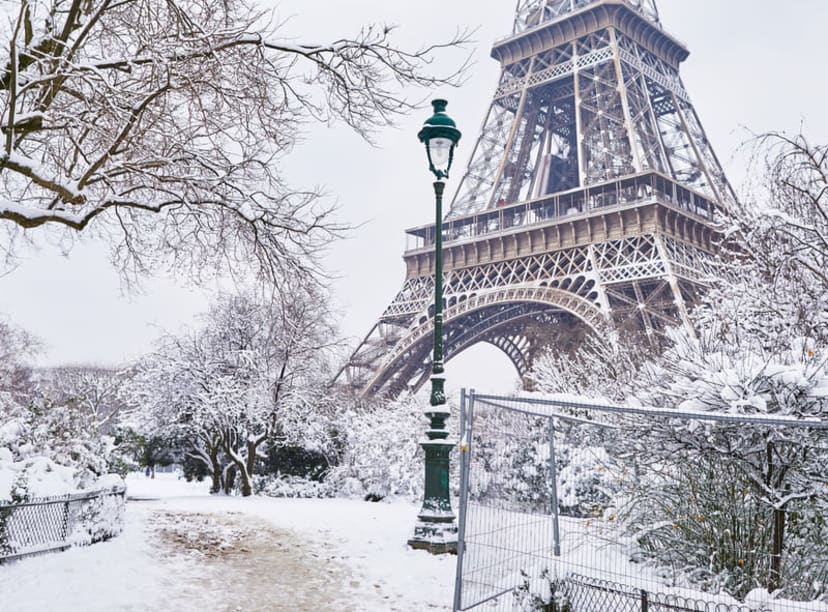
[0,474,456,611]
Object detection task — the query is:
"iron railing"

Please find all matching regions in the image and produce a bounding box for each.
[0,486,126,562]
[557,574,770,612]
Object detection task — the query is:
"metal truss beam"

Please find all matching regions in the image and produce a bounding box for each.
[449,7,733,219]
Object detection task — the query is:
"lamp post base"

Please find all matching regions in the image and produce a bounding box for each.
[408,513,458,554]
[408,426,458,555]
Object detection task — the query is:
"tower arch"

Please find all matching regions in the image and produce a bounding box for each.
[356,288,604,398]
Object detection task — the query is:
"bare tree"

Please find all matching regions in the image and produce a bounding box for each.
[0,0,469,282]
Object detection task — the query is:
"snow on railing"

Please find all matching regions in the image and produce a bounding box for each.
[475,392,828,429]
[0,486,126,563]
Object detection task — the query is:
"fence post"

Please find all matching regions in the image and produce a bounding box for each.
[640,589,648,612]
[548,417,561,557]
[62,499,71,542]
[452,388,474,612]
[459,387,466,446]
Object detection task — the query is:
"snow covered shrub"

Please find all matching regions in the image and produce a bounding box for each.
[464,406,548,510]
[68,475,128,546]
[326,393,433,500]
[512,569,570,612]
[621,460,775,597]
[779,507,828,602]
[252,474,332,498]
[529,329,652,402]
[619,320,828,599]
[555,444,621,518]
[467,405,620,516]
[259,446,330,482]
[468,413,551,512]
[0,394,123,502]
[0,393,126,553]
[250,443,335,498]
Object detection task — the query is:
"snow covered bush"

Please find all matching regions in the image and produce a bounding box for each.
[255,389,464,502]
[252,474,332,499]
[466,404,621,516]
[67,474,128,546]
[530,329,650,403]
[0,394,126,556]
[325,393,429,500]
[1,315,125,499]
[465,409,551,512]
[555,444,621,518]
[618,320,828,599]
[0,315,126,554]
[0,393,122,502]
[512,569,570,612]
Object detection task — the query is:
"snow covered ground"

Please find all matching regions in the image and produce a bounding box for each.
[4,473,825,611]
[0,473,457,611]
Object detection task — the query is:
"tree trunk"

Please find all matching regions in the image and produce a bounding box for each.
[220,437,258,497]
[237,439,259,498]
[246,439,257,486]
[238,468,252,497]
[769,505,786,591]
[225,449,253,497]
[224,465,236,495]
[209,445,222,494]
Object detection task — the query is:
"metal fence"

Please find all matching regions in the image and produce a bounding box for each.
[452,391,828,612]
[0,486,126,562]
[555,574,768,612]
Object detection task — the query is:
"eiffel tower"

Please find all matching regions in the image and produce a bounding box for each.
[337,0,735,398]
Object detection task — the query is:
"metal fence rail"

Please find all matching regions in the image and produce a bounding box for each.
[0,487,126,562]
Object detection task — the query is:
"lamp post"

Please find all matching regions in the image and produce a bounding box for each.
[408,99,462,554]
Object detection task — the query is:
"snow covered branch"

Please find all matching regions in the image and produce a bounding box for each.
[0,0,470,283]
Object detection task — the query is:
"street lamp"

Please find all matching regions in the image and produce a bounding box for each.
[408,99,462,554]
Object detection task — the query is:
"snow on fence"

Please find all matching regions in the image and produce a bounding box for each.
[453,391,828,612]
[547,573,765,612]
[0,486,126,562]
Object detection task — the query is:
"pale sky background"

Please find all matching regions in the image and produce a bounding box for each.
[1,0,827,394]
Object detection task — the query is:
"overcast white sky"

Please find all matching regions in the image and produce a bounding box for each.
[1,0,827,393]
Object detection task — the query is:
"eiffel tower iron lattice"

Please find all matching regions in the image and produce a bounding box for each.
[336,0,735,399]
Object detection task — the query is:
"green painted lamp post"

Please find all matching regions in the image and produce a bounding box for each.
[408,99,462,554]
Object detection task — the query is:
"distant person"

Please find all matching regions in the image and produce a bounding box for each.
[145,465,151,478]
